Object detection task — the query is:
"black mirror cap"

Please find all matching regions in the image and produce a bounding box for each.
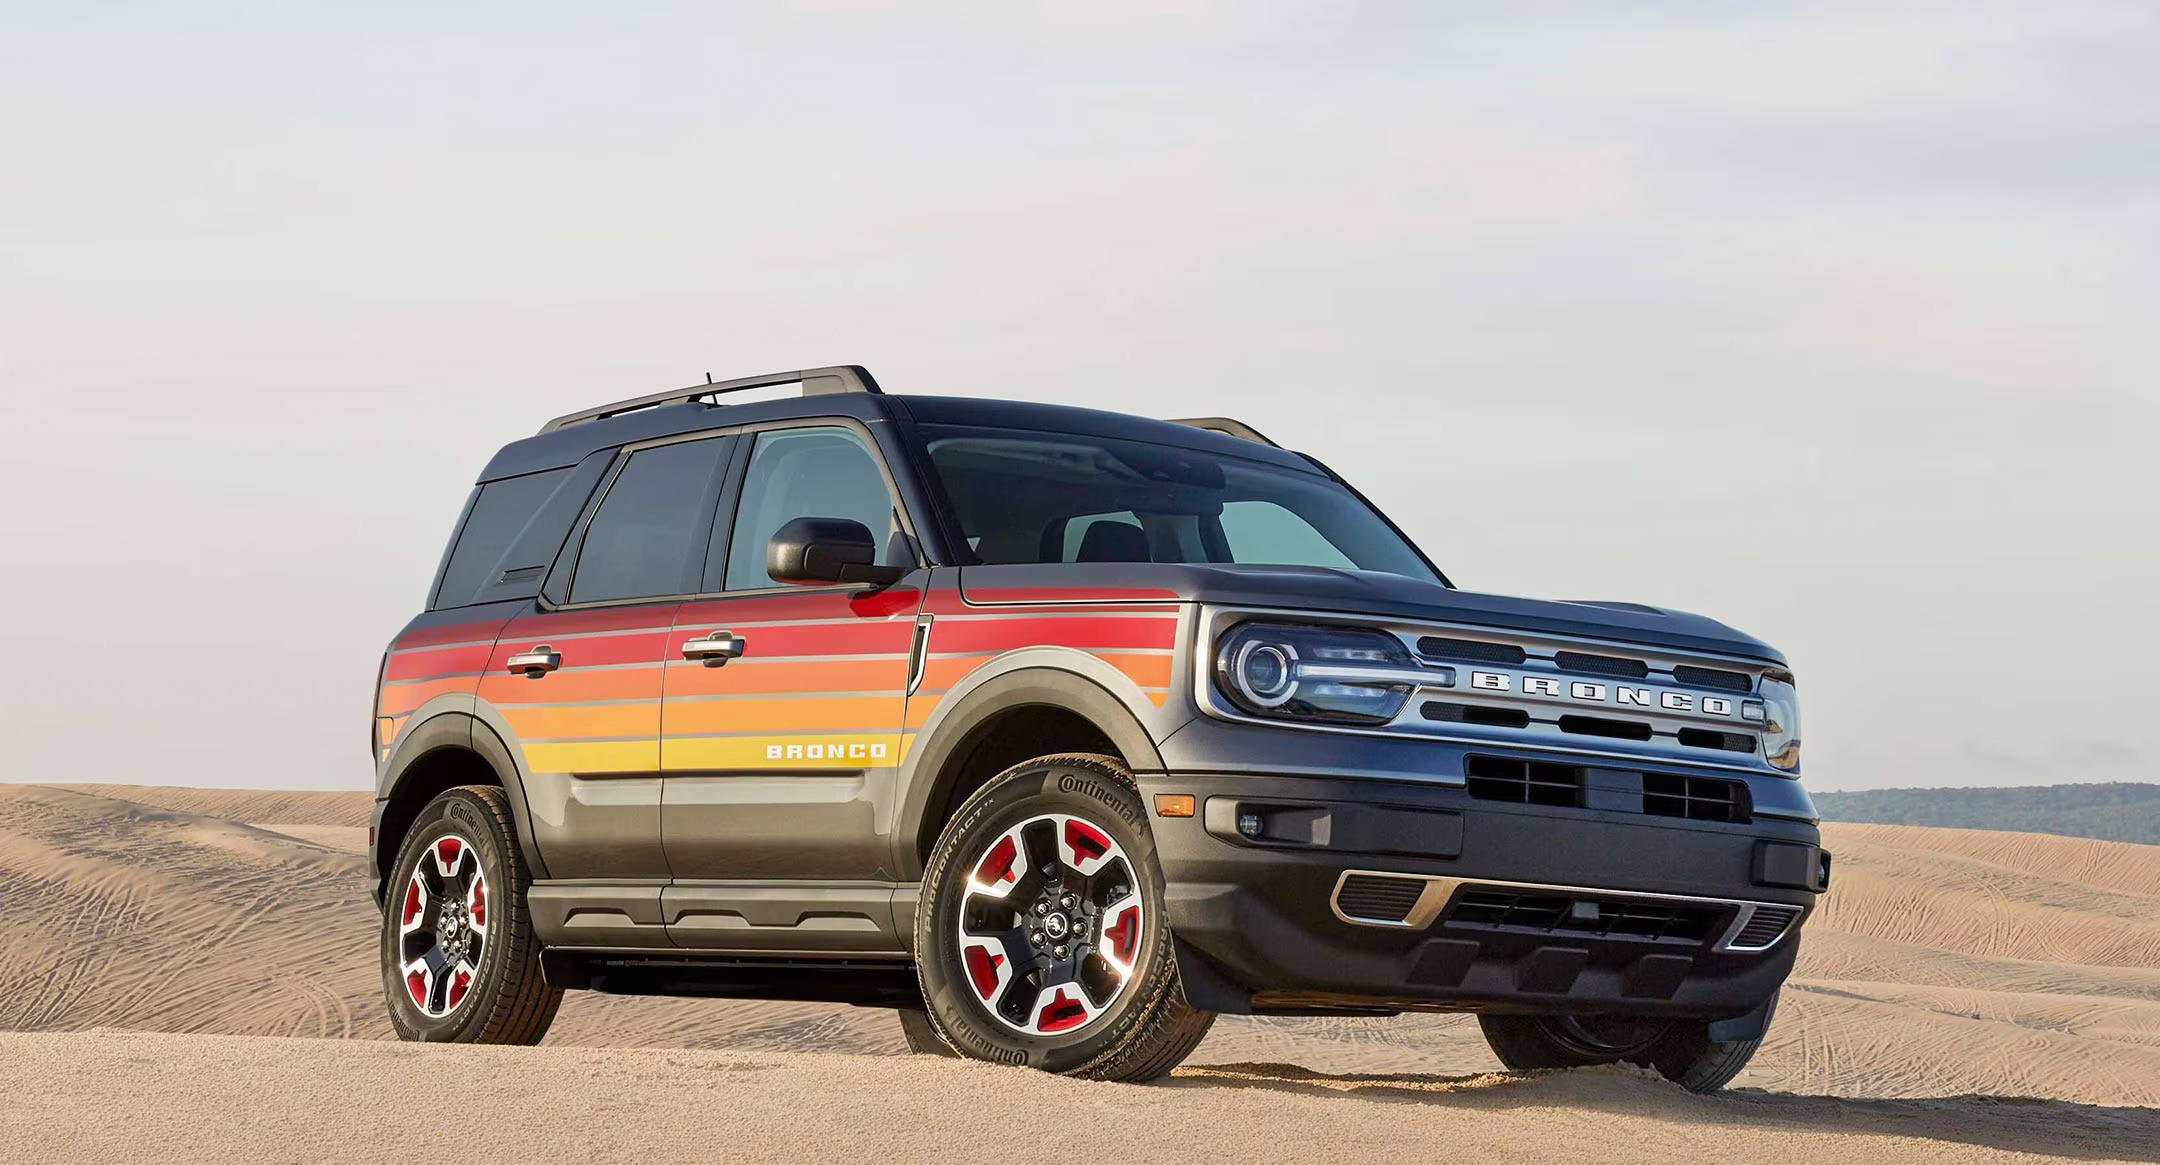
[766,516,906,588]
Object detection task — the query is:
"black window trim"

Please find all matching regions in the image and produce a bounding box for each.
[537,416,929,613]
[544,428,743,612]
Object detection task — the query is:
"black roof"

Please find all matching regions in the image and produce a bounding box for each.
[476,391,1312,482]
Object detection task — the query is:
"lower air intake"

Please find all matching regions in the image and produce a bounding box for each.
[1334,874,1427,924]
[1727,905,1802,951]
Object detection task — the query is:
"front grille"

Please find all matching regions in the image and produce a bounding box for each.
[1449,890,1718,944]
[1416,636,1527,665]
[1465,756,1752,823]
[1335,874,1426,923]
[1673,664,1753,693]
[1677,728,1756,754]
[1643,772,1752,821]
[1422,701,1531,729]
[1465,755,1580,806]
[1557,715,1653,741]
[1554,651,1650,679]
[1727,905,1802,950]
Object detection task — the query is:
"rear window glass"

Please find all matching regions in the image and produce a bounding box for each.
[433,469,571,609]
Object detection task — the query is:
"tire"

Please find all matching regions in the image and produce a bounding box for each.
[381,785,562,1044]
[896,1006,959,1057]
[913,753,1214,1082]
[1478,997,1776,1094]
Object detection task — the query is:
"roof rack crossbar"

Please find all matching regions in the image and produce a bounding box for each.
[540,365,883,434]
[1167,416,1281,448]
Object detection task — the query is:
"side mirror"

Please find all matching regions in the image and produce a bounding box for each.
[766,517,906,588]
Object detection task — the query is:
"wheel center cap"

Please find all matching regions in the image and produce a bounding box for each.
[1043,912,1070,940]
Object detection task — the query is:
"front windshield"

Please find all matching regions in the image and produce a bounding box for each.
[919,424,1440,582]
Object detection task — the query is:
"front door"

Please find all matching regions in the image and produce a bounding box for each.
[660,422,925,947]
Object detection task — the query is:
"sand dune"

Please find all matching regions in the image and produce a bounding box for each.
[2,782,2157,1161]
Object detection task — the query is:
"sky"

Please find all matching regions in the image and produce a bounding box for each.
[2,1,2154,792]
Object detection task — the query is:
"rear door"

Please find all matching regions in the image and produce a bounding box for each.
[484,432,738,889]
[660,421,925,949]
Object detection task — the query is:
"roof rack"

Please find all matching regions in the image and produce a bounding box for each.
[1168,416,1281,448]
[539,365,883,434]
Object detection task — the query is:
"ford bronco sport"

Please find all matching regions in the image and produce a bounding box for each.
[372,365,1825,1088]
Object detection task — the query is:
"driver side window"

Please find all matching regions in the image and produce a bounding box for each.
[723,425,904,590]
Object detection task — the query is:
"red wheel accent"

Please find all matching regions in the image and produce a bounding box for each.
[1036,987,1091,1034]
[1062,818,1110,865]
[965,945,1005,1001]
[468,878,487,928]
[401,878,424,927]
[447,967,473,1010]
[434,837,463,870]
[974,834,1018,887]
[406,968,428,1007]
[1102,903,1140,962]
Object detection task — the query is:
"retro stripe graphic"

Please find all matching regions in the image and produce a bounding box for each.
[380,588,1188,774]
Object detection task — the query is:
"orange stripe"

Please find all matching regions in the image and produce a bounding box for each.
[904,695,941,730]
[664,658,910,697]
[479,669,662,705]
[500,703,662,740]
[378,676,480,717]
[664,696,899,736]
[1100,652,1173,688]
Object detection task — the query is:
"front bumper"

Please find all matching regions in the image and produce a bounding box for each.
[1138,771,1827,1019]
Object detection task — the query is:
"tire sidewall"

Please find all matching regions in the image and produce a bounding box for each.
[916,756,1171,1073]
[381,788,515,1042]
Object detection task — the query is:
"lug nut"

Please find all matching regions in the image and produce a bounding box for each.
[1031,930,1044,945]
[1034,901,1049,915]
[1060,894,1076,908]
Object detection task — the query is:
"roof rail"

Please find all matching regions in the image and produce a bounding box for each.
[1168,416,1281,448]
[539,365,883,434]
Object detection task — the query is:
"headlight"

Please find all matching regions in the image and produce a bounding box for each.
[1759,669,1801,772]
[1215,623,1431,725]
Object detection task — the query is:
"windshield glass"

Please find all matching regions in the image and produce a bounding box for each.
[919,424,1439,581]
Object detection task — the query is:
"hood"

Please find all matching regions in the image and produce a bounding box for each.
[964,563,1785,664]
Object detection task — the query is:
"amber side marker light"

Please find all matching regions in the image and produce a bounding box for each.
[1154,794,1196,818]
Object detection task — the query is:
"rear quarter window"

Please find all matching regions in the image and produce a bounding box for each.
[431,467,577,609]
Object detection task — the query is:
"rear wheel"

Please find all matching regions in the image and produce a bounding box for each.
[381,785,561,1044]
[1478,1000,1775,1093]
[914,753,1214,1081]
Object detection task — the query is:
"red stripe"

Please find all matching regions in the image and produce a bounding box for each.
[394,618,511,650]
[675,587,922,625]
[500,605,679,637]
[934,616,1176,653]
[676,622,915,659]
[383,644,495,682]
[489,629,673,669]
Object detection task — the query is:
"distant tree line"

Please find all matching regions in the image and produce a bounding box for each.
[1811,782,2160,845]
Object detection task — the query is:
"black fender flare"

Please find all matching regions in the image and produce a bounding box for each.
[375,709,548,890]
[892,664,1166,879]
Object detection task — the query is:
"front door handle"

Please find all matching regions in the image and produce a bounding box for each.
[682,631,747,666]
[507,646,561,678]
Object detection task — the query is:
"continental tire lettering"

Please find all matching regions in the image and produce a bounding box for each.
[1056,772,1121,812]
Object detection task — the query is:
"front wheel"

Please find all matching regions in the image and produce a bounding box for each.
[1478,999,1776,1093]
[914,753,1214,1081]
[381,785,561,1043]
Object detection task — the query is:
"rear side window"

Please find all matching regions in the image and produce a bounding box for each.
[433,469,572,609]
[570,437,734,604]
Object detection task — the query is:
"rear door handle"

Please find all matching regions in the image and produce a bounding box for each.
[507,646,561,677]
[682,631,747,666]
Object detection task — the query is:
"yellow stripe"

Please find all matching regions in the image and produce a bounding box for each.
[663,732,912,770]
[522,739,660,774]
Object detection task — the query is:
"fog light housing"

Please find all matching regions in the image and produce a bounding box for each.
[1236,812,1265,838]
